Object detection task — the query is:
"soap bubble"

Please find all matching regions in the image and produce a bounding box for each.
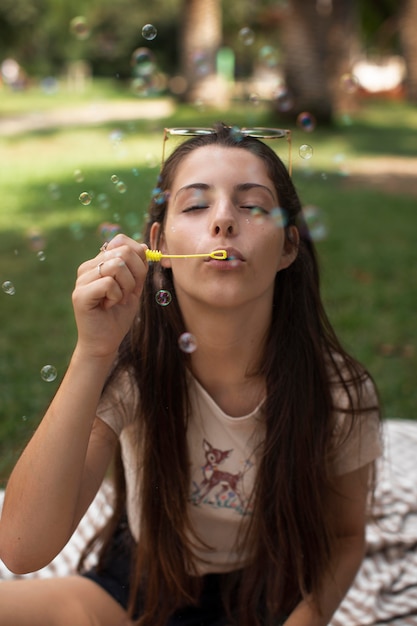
[258,45,279,68]
[26,228,46,252]
[116,181,127,194]
[97,193,110,210]
[270,207,287,229]
[296,112,316,132]
[230,126,244,142]
[69,16,90,40]
[73,168,84,183]
[37,250,46,261]
[251,207,266,223]
[79,191,92,206]
[111,174,119,184]
[155,290,172,306]
[239,27,255,46]
[48,182,61,200]
[299,144,313,159]
[142,23,157,41]
[178,332,198,354]
[40,365,57,382]
[303,205,328,241]
[99,222,121,241]
[2,281,15,295]
[340,73,360,93]
[274,88,294,112]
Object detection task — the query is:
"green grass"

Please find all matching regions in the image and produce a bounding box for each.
[1,83,416,484]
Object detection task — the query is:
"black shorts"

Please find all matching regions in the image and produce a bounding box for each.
[83,519,287,625]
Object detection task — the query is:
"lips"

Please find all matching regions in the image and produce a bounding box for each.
[221,247,245,261]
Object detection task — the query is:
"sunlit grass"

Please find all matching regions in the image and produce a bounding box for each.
[1,88,416,483]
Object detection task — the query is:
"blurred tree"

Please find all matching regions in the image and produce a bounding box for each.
[279,0,360,124]
[179,0,222,103]
[399,0,417,102]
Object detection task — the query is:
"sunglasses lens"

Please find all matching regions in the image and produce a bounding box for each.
[167,128,215,137]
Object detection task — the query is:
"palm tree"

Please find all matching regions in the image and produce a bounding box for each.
[179,0,223,104]
[399,0,417,102]
[279,0,360,123]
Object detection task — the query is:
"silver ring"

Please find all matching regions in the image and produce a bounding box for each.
[97,261,104,277]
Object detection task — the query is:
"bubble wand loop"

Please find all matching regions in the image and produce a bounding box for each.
[146,249,227,262]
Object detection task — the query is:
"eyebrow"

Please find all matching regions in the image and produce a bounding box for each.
[174,182,276,202]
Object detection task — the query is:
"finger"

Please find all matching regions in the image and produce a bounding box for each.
[96,257,136,300]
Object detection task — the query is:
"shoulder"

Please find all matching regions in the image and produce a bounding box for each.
[97,368,139,436]
[327,356,383,476]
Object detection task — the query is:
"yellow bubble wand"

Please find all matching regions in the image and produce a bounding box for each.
[146,249,227,262]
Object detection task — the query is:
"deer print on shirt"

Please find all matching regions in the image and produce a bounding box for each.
[190,439,253,514]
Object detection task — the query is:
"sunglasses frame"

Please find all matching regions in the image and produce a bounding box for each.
[162,126,293,175]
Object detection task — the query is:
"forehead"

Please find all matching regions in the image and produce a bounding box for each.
[170,145,272,189]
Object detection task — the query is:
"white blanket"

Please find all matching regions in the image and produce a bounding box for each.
[1,419,417,625]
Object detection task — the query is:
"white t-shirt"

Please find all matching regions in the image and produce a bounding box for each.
[96,369,382,574]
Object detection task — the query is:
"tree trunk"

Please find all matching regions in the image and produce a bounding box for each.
[280,0,360,124]
[399,0,417,102]
[179,0,224,105]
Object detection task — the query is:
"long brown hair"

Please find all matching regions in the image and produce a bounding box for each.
[80,124,379,625]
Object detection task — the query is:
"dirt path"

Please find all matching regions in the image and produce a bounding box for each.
[0,98,175,136]
[1,99,416,196]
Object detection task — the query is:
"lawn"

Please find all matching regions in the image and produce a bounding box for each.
[1,82,416,483]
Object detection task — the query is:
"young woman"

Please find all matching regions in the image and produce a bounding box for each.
[0,123,382,626]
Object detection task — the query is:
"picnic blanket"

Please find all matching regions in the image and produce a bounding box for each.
[1,418,417,625]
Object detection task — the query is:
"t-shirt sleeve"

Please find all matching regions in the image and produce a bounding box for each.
[330,375,383,476]
[96,370,138,436]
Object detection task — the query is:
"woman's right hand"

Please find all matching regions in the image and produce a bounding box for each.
[72,234,148,358]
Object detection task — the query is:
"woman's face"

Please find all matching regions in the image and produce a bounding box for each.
[151,145,298,312]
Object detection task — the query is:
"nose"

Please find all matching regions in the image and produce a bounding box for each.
[210,198,238,237]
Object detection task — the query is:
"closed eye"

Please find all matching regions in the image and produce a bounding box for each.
[182,205,209,213]
[241,205,269,214]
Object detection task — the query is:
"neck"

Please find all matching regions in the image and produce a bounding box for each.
[178,296,271,416]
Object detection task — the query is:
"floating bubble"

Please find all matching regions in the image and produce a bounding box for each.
[239,27,255,46]
[299,144,313,159]
[2,281,15,295]
[116,181,127,194]
[251,207,266,223]
[131,47,155,70]
[79,191,92,206]
[40,364,57,382]
[248,92,260,106]
[97,193,110,210]
[340,72,360,93]
[110,174,119,184]
[152,187,166,205]
[26,228,46,252]
[142,23,157,41]
[155,290,172,307]
[274,87,294,112]
[99,222,121,241]
[69,16,90,40]
[230,126,244,142]
[192,50,210,77]
[296,112,316,132]
[37,250,46,261]
[132,168,139,177]
[48,182,61,200]
[303,205,328,241]
[178,332,198,354]
[73,169,84,183]
[69,222,85,240]
[258,45,279,68]
[109,129,124,144]
[270,207,287,229]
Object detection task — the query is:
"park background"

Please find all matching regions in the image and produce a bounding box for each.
[0,0,416,485]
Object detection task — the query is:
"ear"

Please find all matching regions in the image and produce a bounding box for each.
[278,226,299,271]
[149,222,171,269]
